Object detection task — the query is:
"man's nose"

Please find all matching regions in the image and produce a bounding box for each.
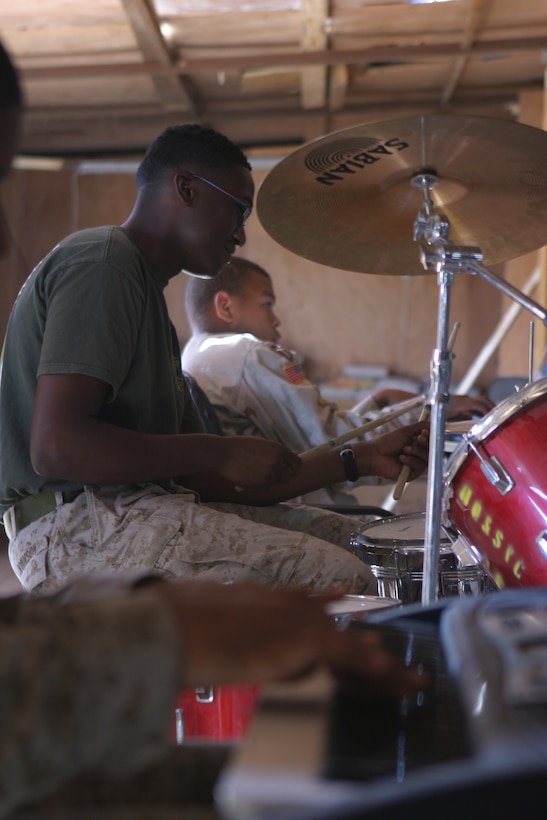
[233,224,246,247]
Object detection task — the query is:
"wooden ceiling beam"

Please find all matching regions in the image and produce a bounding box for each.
[18,88,521,149]
[19,36,547,81]
[120,0,198,114]
[19,83,526,127]
[18,86,522,139]
[300,0,328,111]
[15,91,515,156]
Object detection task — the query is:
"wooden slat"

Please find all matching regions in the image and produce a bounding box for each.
[300,0,328,110]
[329,63,349,111]
[120,0,195,112]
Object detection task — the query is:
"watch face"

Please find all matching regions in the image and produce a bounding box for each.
[340,447,359,482]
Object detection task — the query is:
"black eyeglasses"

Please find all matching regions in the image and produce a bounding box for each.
[189,172,252,227]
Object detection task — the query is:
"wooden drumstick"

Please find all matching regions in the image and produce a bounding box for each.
[392,321,461,501]
[447,321,461,353]
[299,395,424,461]
[234,397,423,490]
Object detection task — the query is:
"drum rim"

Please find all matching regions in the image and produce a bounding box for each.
[327,594,402,615]
[356,512,452,549]
[443,376,547,484]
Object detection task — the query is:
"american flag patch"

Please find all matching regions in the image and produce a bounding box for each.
[282,361,305,384]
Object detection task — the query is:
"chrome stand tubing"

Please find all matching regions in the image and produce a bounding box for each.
[466,258,547,325]
[422,269,453,604]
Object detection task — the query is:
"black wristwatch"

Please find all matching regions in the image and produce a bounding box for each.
[339,445,359,482]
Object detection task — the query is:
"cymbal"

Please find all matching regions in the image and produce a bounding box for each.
[256,114,547,276]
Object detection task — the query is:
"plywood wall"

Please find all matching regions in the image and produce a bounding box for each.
[496,89,546,379]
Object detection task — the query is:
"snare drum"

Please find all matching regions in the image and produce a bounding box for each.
[350,512,490,604]
[444,377,547,590]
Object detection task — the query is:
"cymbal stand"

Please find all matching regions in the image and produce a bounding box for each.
[411,171,547,606]
[411,172,457,604]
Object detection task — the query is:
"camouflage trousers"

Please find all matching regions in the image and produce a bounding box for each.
[8,483,377,595]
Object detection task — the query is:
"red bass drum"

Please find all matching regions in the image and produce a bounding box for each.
[443,378,547,590]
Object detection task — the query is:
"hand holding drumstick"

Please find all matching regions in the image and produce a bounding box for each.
[392,404,430,500]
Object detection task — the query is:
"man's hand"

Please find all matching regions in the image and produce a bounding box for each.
[372,388,415,409]
[373,388,493,421]
[158,581,426,701]
[447,394,493,420]
[355,422,429,483]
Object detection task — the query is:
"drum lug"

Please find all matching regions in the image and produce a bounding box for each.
[536,531,547,559]
[479,455,514,495]
[467,441,514,495]
[196,685,215,703]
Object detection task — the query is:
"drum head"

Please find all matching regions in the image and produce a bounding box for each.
[326,595,401,616]
[357,512,452,551]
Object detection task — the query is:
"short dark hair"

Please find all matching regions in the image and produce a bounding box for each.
[136,124,251,189]
[185,257,270,332]
[0,42,23,110]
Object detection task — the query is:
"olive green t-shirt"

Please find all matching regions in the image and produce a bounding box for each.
[0,226,203,512]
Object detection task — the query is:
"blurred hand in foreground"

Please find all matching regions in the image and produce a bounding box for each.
[159,581,426,701]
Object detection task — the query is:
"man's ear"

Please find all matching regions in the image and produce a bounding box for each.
[213,291,234,325]
[174,170,194,206]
